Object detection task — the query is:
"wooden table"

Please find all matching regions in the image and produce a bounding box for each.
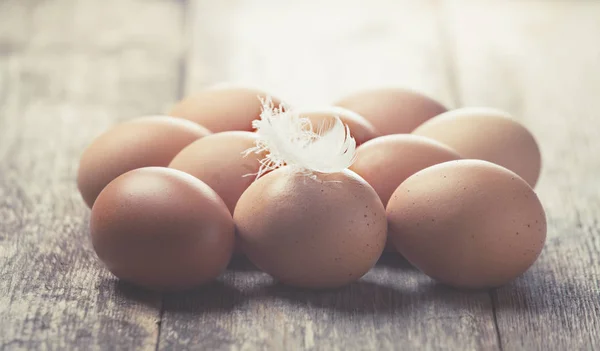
[1,1,598,350]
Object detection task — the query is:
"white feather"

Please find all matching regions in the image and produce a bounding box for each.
[244,97,357,178]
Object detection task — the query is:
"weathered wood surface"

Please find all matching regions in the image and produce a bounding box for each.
[0,0,184,350]
[1,1,599,350]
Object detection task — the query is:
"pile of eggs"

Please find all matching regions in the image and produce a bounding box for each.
[78,86,546,291]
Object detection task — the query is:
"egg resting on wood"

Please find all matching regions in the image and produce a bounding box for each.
[387,160,546,289]
[234,167,387,289]
[91,167,234,291]
[234,99,386,288]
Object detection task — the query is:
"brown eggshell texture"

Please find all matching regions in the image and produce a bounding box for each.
[168,87,283,132]
[299,106,379,145]
[412,107,542,187]
[169,131,261,214]
[335,88,447,135]
[387,160,547,289]
[234,167,387,289]
[91,167,234,291]
[77,116,211,208]
[350,134,461,206]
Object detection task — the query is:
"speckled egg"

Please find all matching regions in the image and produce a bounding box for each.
[387,160,547,288]
[234,167,387,289]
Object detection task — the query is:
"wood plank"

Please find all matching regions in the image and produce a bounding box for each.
[445,1,600,350]
[162,256,499,351]
[0,0,184,349]
[160,1,499,350]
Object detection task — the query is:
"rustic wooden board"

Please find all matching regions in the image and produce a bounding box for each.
[160,256,499,351]
[158,1,499,350]
[445,2,600,350]
[0,0,184,349]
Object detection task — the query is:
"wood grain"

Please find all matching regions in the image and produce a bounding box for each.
[160,256,499,351]
[445,2,600,350]
[0,0,184,349]
[158,1,499,350]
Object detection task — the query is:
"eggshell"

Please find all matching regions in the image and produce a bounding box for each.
[412,107,542,187]
[77,116,211,208]
[350,134,461,206]
[169,131,261,214]
[234,167,387,289]
[299,106,379,145]
[90,167,234,291]
[387,160,547,289]
[334,88,447,134]
[168,87,283,132]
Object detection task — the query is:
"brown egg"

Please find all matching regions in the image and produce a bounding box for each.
[334,88,447,134]
[387,160,547,289]
[234,167,387,289]
[412,107,542,187]
[169,131,261,214]
[350,134,461,206]
[77,116,211,208]
[168,87,283,132]
[91,167,234,291]
[299,107,379,145]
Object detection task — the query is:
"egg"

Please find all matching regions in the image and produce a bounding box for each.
[334,88,447,134]
[169,131,261,214]
[90,167,234,291]
[299,106,379,145]
[412,107,542,187]
[387,160,547,289]
[234,167,387,289]
[168,87,283,132]
[77,116,211,208]
[350,134,461,206]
